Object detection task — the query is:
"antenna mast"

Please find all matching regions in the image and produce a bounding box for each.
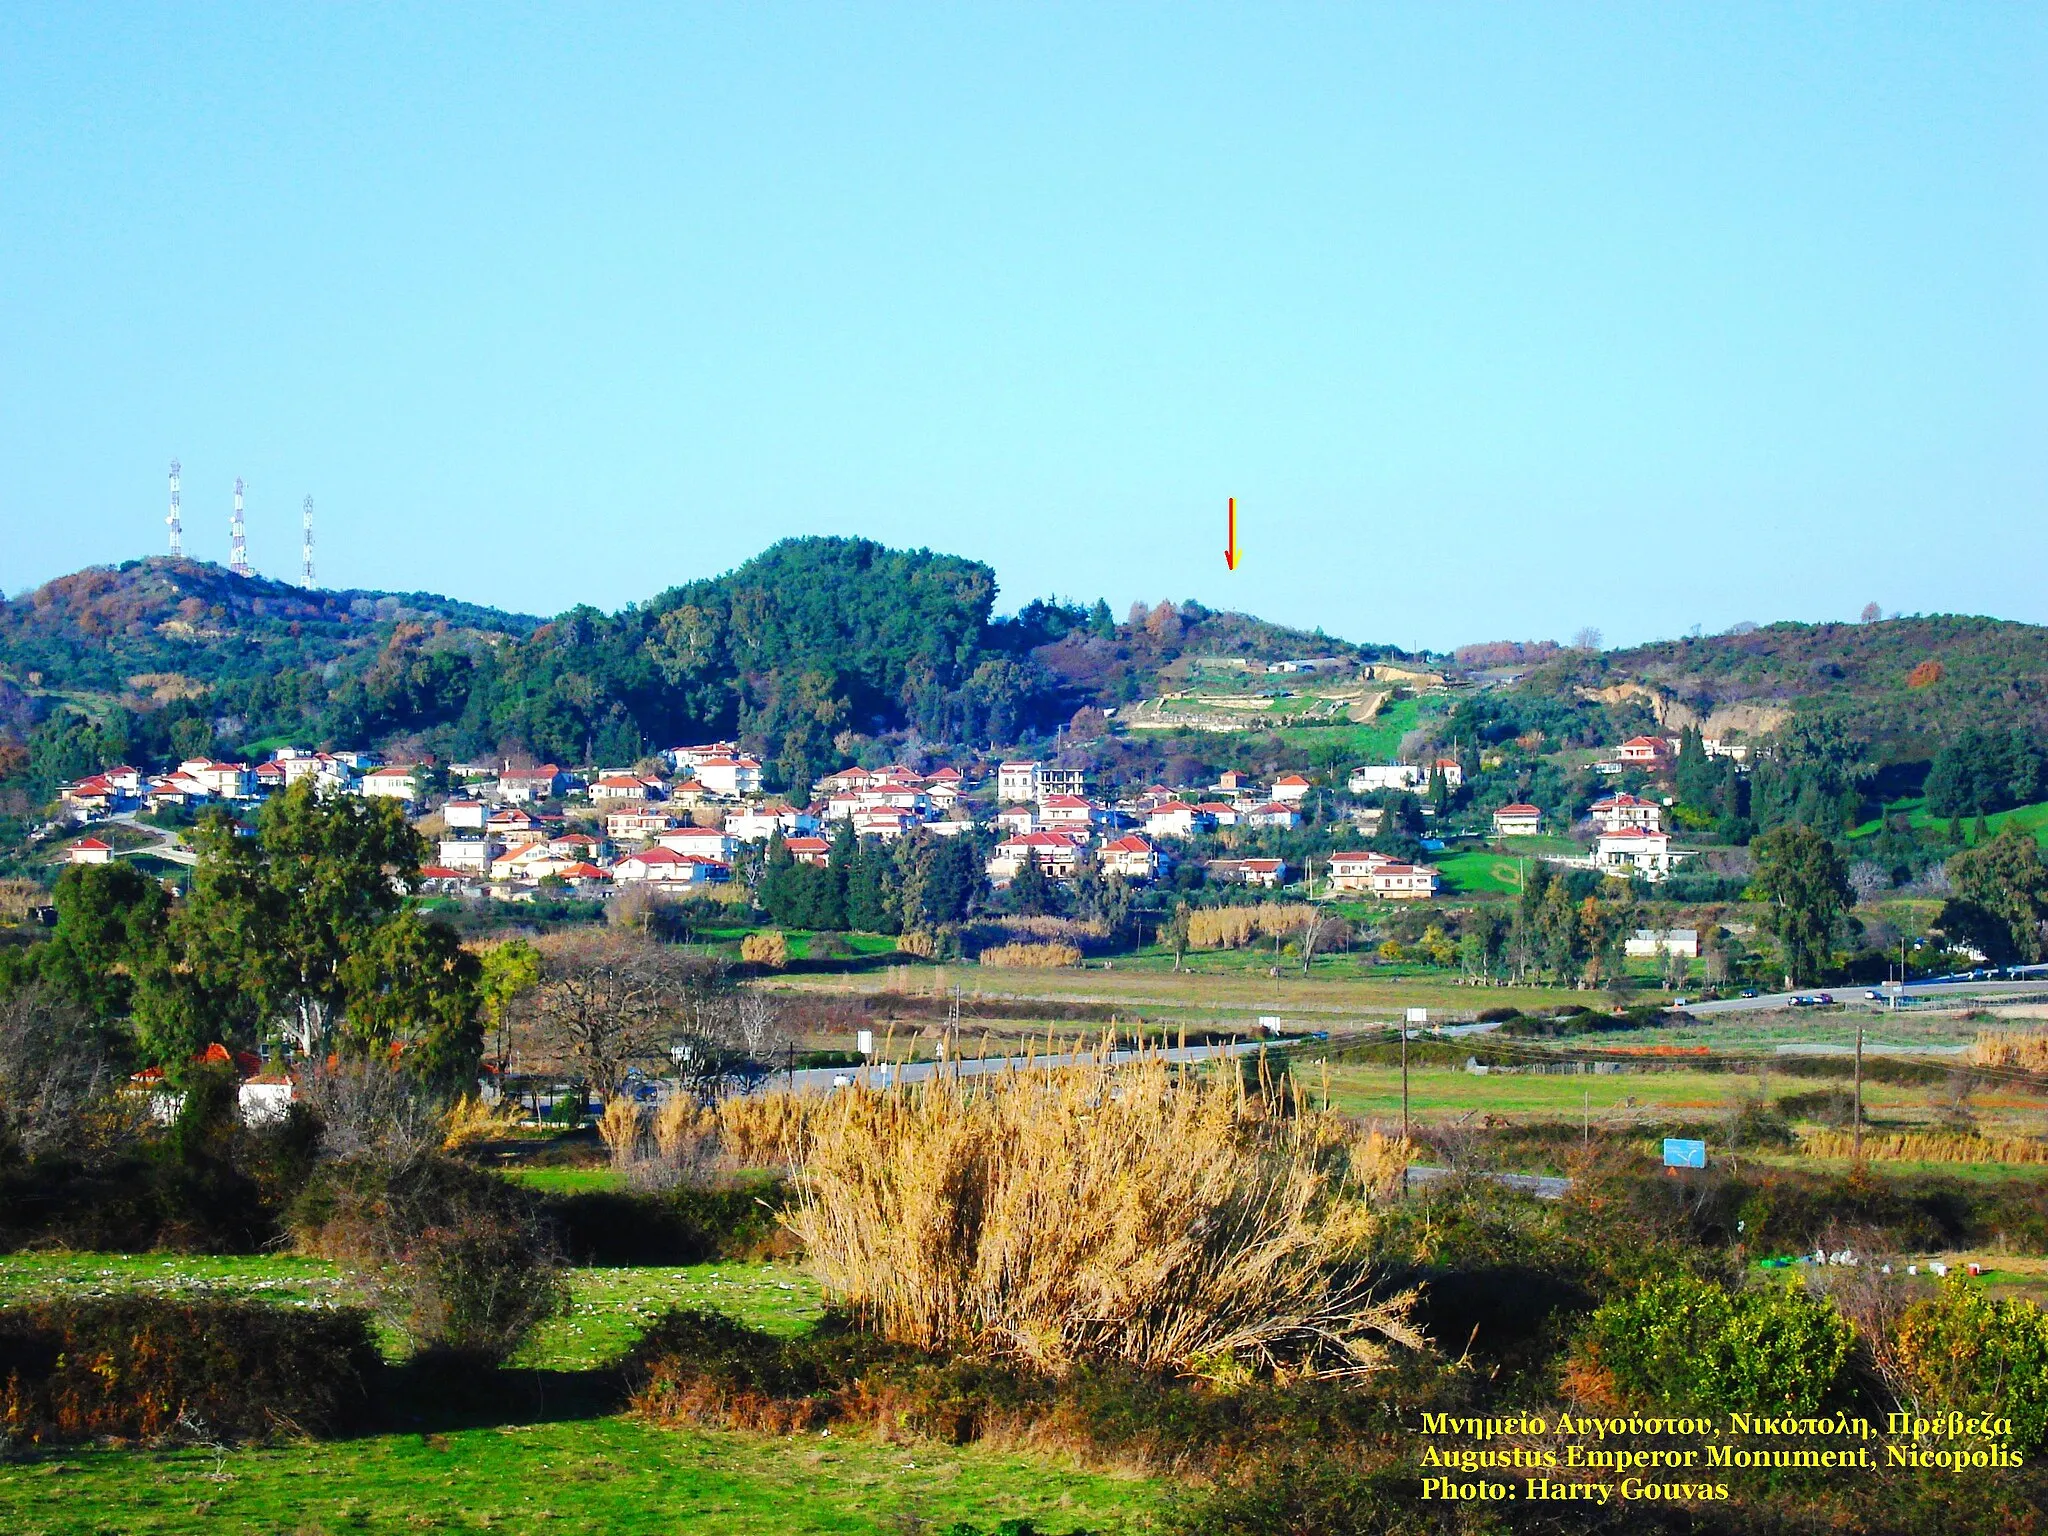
[302,495,315,586]
[166,459,183,557]
[230,477,251,577]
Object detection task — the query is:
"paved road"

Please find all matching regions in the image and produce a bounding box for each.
[769,1038,1272,1096]
[1687,980,2048,1016]
[107,811,197,866]
[1406,1164,1570,1200]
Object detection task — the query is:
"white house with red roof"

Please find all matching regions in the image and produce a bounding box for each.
[59,776,119,818]
[66,836,114,865]
[1209,857,1288,888]
[436,838,501,874]
[853,808,915,842]
[180,759,253,798]
[1326,850,1397,892]
[987,830,1084,883]
[613,847,729,885]
[361,765,422,803]
[1430,757,1465,789]
[1271,773,1313,804]
[1099,833,1167,882]
[726,804,819,842]
[997,760,1040,802]
[664,741,739,772]
[1348,764,1426,794]
[1492,804,1543,837]
[1144,801,1212,839]
[444,799,490,830]
[1615,736,1668,766]
[591,773,665,802]
[782,835,833,867]
[1241,801,1301,830]
[605,808,678,842]
[1590,793,1663,834]
[1193,801,1242,827]
[692,755,762,797]
[1037,793,1099,830]
[656,825,739,861]
[1593,827,1687,881]
[487,807,550,846]
[995,804,1037,836]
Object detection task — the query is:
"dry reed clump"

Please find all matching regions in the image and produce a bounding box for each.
[1188,904,1320,950]
[1798,1128,2048,1166]
[781,1047,1421,1379]
[717,1092,812,1166]
[598,1096,649,1165]
[977,942,1083,970]
[440,1094,526,1150]
[740,931,790,969]
[1971,1028,2048,1075]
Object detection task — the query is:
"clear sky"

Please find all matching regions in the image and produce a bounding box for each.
[2,5,2043,650]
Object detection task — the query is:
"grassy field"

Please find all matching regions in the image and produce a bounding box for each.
[1432,848,1528,896]
[0,1253,1152,1536]
[1850,796,2048,846]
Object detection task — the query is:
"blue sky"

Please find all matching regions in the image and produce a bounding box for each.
[2,5,2043,650]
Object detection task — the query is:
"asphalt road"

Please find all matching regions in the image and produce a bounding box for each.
[1687,980,2048,1015]
[774,1037,1271,1096]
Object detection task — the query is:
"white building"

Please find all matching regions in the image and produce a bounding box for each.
[998,760,1040,802]
[66,837,114,865]
[1241,801,1300,830]
[497,765,566,803]
[1594,827,1688,882]
[1270,773,1313,803]
[1590,794,1664,835]
[1348,764,1426,795]
[360,765,420,802]
[726,805,818,842]
[693,755,763,797]
[179,759,253,799]
[443,799,490,830]
[1326,850,1395,892]
[1144,801,1211,839]
[654,825,739,862]
[1099,833,1167,882]
[987,830,1085,883]
[1492,804,1543,837]
[436,837,501,874]
[1625,928,1700,959]
[613,848,729,885]
[1370,863,1439,900]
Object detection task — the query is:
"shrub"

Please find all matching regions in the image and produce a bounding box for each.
[1585,1272,1850,1415]
[441,1093,525,1149]
[290,1155,566,1366]
[1892,1279,2048,1456]
[1797,1128,2048,1165]
[740,930,790,969]
[544,1182,791,1265]
[977,942,1082,969]
[0,1298,379,1443]
[782,1053,1419,1377]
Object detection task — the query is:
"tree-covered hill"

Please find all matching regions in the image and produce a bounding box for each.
[0,557,539,696]
[1515,615,2048,758]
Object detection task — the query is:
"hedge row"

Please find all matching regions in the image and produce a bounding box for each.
[0,1298,380,1444]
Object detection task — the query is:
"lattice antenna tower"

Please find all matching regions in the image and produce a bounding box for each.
[302,495,315,586]
[230,477,251,577]
[166,459,183,557]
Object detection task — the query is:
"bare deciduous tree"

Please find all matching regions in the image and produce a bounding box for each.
[0,985,122,1156]
[511,933,725,1102]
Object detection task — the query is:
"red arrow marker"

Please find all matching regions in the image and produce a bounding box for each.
[1224,497,1239,570]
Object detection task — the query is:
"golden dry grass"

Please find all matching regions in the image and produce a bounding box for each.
[739,930,790,968]
[597,1095,647,1162]
[1799,1128,2048,1166]
[1971,1028,2048,1075]
[774,1046,1420,1379]
[440,1094,526,1149]
[978,942,1083,969]
[1187,904,1319,949]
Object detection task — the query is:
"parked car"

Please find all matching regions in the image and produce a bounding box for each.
[1740,989,1759,998]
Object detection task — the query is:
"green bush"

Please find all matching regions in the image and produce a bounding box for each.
[0,1298,379,1443]
[1893,1279,2048,1457]
[543,1180,791,1265]
[1587,1273,1850,1415]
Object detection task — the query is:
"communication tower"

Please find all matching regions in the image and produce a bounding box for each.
[302,496,315,586]
[230,478,251,577]
[166,459,183,557]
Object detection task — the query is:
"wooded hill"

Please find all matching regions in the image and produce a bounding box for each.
[1514,616,2048,760]
[0,540,1370,792]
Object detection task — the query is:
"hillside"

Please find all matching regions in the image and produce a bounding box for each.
[0,558,540,698]
[1513,615,2048,758]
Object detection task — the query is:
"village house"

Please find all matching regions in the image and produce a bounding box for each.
[59,776,120,819]
[1430,757,1466,789]
[1492,803,1543,837]
[1593,826,1687,881]
[1348,764,1426,794]
[179,759,253,798]
[1270,773,1313,804]
[1193,801,1241,827]
[591,773,665,802]
[726,804,819,842]
[554,861,613,891]
[416,865,477,894]
[1208,857,1289,888]
[1625,928,1700,959]
[612,847,729,885]
[436,837,501,874]
[1614,736,1668,767]
[443,799,491,830]
[605,808,679,843]
[692,755,763,797]
[66,837,114,865]
[926,811,976,838]
[360,765,421,803]
[1589,793,1664,834]
[254,761,288,794]
[997,760,1039,802]
[995,804,1037,836]
[1371,862,1440,900]
[1326,850,1396,892]
[1099,833,1168,882]
[487,808,551,847]
[853,808,915,841]
[1240,801,1301,830]
[655,825,738,862]
[1213,769,1253,794]
[497,764,566,803]
[987,830,1085,884]
[1037,794,1100,830]
[547,832,609,862]
[1144,801,1212,839]
[663,741,739,773]
[783,835,833,867]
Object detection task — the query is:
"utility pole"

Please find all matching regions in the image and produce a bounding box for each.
[166,459,182,556]
[1853,1013,1865,1161]
[301,495,315,586]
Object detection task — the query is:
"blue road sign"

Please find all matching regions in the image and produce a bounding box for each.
[1663,1138,1707,1169]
